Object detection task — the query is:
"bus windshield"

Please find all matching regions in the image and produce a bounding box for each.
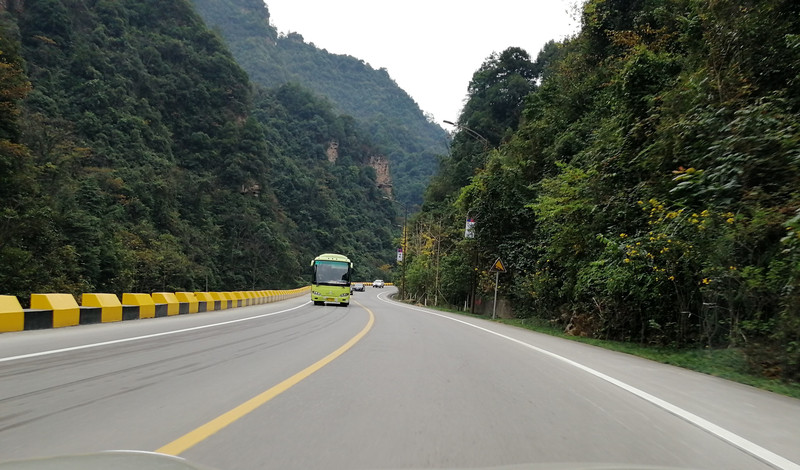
[313,260,350,286]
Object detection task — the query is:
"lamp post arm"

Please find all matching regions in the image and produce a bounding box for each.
[443,120,491,150]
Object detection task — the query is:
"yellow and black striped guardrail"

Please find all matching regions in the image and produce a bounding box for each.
[0,287,311,333]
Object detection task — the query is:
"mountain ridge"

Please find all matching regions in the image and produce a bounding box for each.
[0,0,399,299]
[189,0,448,208]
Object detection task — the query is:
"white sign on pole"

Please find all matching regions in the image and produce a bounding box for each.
[397,248,403,262]
[464,217,475,239]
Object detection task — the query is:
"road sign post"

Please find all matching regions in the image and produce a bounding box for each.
[492,271,499,319]
[489,258,506,319]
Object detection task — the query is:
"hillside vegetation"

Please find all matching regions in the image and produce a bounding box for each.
[189,0,448,208]
[0,0,397,302]
[406,0,800,381]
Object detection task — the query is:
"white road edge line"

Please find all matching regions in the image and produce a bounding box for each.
[0,301,312,364]
[378,292,800,470]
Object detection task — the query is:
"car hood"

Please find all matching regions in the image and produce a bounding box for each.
[0,452,704,470]
[0,451,213,470]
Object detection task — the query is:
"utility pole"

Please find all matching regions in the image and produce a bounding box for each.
[444,120,493,314]
[401,203,407,301]
[434,223,441,306]
[471,239,478,314]
[384,196,408,301]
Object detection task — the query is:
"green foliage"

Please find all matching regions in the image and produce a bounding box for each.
[461,47,540,146]
[0,0,397,298]
[409,0,800,381]
[189,0,447,208]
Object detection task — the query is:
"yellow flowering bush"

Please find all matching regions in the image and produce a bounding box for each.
[605,198,794,347]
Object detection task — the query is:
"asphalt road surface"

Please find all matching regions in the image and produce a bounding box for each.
[1,287,799,470]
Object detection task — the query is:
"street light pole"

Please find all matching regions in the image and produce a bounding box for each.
[444,119,492,314]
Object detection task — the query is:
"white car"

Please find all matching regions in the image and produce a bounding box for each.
[372,279,384,288]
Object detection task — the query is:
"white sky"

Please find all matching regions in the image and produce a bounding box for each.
[264,1,581,126]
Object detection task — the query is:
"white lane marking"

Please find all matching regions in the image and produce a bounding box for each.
[0,302,311,364]
[378,293,800,470]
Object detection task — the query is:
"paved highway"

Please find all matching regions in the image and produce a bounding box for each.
[1,287,799,469]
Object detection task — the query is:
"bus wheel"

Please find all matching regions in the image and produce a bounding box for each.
[341,302,349,307]
[314,301,324,306]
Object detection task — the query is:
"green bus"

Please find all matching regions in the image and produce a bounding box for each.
[310,253,352,306]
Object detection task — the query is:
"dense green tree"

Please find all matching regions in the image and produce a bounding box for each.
[460,47,540,146]
[409,0,800,381]
[0,0,398,301]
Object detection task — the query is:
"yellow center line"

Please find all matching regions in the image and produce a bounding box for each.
[156,302,375,456]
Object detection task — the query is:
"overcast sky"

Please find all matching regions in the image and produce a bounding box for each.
[264,1,582,126]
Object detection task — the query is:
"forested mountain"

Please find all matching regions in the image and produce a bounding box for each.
[406,0,800,381]
[0,0,397,302]
[189,0,448,208]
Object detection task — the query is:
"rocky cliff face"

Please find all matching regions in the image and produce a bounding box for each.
[369,155,392,194]
[326,141,391,194]
[326,140,338,163]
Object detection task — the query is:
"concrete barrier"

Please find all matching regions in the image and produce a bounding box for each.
[210,292,226,310]
[2,287,311,334]
[223,292,235,309]
[152,292,179,316]
[122,305,140,321]
[81,293,123,323]
[175,292,199,314]
[154,303,168,317]
[123,293,155,319]
[78,306,102,324]
[0,295,24,332]
[194,292,214,311]
[233,291,244,308]
[24,309,53,330]
[30,293,79,328]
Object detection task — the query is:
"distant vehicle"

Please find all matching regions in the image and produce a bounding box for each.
[372,279,384,288]
[310,253,352,306]
[352,283,365,292]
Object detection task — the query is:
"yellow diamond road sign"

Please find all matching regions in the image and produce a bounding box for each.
[490,258,506,273]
